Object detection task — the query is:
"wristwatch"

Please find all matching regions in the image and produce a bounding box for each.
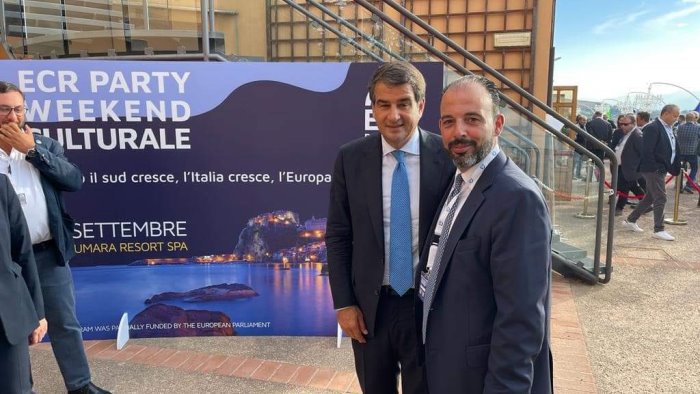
[26,148,37,160]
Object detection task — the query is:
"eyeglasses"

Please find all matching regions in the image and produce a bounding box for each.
[618,122,632,126]
[0,105,26,116]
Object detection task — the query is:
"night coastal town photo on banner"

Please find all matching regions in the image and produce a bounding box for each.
[1,60,443,339]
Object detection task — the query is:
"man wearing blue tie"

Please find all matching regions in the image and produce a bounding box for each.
[418,75,552,393]
[326,62,453,393]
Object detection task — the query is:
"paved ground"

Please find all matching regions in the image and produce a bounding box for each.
[29,180,699,393]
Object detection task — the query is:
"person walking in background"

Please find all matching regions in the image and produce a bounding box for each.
[573,114,587,180]
[622,104,681,241]
[636,111,651,129]
[325,63,453,393]
[676,111,700,193]
[418,75,552,393]
[0,81,110,394]
[585,111,613,181]
[609,114,645,216]
[0,174,47,394]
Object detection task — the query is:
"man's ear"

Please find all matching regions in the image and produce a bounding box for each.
[493,113,505,137]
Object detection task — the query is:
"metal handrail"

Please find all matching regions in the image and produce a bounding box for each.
[504,125,541,177]
[500,137,532,174]
[0,0,6,44]
[353,0,616,283]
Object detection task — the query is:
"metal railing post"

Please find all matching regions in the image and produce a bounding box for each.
[575,159,596,219]
[0,0,6,44]
[664,172,687,225]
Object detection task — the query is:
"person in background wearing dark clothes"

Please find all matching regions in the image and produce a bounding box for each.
[609,114,645,216]
[573,114,587,180]
[676,111,700,193]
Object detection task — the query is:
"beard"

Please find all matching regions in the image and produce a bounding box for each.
[447,136,494,171]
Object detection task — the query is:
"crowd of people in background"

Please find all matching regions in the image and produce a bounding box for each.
[573,105,700,241]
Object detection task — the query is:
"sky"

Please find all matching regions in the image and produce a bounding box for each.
[553,0,700,111]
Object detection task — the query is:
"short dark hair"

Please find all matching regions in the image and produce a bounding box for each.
[0,81,25,101]
[660,104,679,115]
[442,74,501,118]
[622,113,636,125]
[368,62,426,104]
[636,111,650,123]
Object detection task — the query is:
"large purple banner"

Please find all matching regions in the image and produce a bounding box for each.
[1,60,444,339]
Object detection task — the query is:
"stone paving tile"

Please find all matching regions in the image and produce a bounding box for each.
[195,354,228,373]
[307,367,335,390]
[110,344,146,361]
[178,352,212,372]
[288,365,318,387]
[211,355,246,376]
[161,350,192,369]
[268,362,300,384]
[128,345,162,364]
[250,360,281,380]
[231,357,263,378]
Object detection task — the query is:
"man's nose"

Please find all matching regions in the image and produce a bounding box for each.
[387,106,401,120]
[5,109,19,122]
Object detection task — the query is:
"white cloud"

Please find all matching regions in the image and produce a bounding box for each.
[592,10,650,34]
[644,2,700,29]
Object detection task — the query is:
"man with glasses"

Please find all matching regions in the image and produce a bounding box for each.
[0,81,110,394]
[609,114,644,216]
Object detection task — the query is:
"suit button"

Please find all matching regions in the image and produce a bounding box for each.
[374,289,380,296]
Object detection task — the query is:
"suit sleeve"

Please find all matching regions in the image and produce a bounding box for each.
[484,186,551,393]
[27,136,83,192]
[4,176,44,320]
[325,150,357,309]
[641,124,662,172]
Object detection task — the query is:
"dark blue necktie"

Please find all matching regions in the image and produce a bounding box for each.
[389,150,412,296]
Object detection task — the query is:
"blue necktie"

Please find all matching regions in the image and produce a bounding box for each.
[389,150,412,296]
[422,174,464,342]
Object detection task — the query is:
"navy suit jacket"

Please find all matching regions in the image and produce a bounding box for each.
[326,129,454,336]
[609,127,643,181]
[0,175,44,345]
[639,119,681,175]
[418,151,552,393]
[27,134,83,265]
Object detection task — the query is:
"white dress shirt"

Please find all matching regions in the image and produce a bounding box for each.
[0,148,51,244]
[381,129,421,286]
[659,118,676,163]
[425,145,501,271]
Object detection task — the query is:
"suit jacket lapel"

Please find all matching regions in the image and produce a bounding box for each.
[432,152,507,294]
[418,128,448,249]
[362,136,385,253]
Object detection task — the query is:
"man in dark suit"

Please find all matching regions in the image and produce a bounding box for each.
[585,111,613,161]
[0,81,110,394]
[326,62,453,393]
[0,174,47,394]
[622,104,681,241]
[418,75,552,393]
[609,114,645,216]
